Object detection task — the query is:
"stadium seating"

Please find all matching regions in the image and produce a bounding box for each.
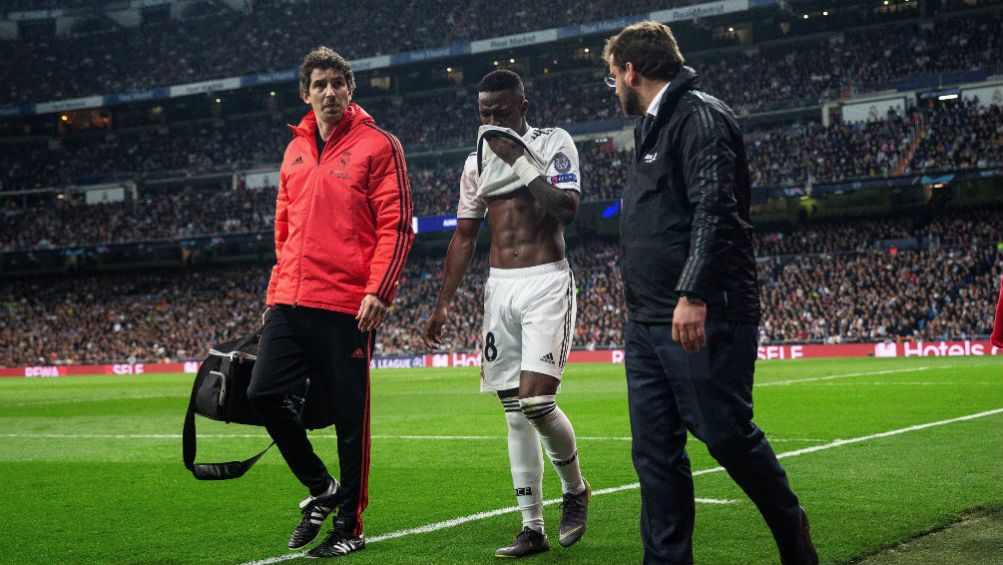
[2,207,999,365]
[1,3,996,108]
[1,9,999,195]
[3,100,1000,248]
[0,0,715,106]
[2,3,1002,367]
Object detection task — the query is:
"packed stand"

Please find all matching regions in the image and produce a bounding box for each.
[0,0,714,107]
[5,101,1003,251]
[0,143,635,251]
[0,240,629,365]
[3,207,1001,366]
[908,98,1003,173]
[0,267,266,367]
[752,215,917,257]
[746,99,1003,188]
[0,115,291,193]
[0,5,997,111]
[758,245,1000,343]
[695,35,861,114]
[5,80,1000,196]
[746,108,918,188]
[0,187,277,252]
[850,14,1002,94]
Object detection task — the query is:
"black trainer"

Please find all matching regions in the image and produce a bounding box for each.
[306,516,366,559]
[495,527,550,558]
[288,479,340,550]
[558,478,591,547]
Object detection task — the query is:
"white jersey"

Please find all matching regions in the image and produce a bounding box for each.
[457,125,581,219]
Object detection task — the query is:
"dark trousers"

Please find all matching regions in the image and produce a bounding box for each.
[247,305,372,535]
[625,319,802,565]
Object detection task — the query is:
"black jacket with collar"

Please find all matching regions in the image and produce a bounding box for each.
[620,66,761,324]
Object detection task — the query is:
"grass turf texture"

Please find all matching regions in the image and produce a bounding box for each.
[853,508,1002,565]
[0,356,1000,565]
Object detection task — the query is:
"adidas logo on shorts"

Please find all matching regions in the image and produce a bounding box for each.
[539,352,555,365]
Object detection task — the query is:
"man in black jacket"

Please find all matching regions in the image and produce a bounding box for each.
[603,21,818,565]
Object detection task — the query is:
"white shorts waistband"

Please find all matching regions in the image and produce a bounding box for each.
[489,258,570,279]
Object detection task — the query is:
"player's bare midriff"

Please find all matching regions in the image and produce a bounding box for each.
[486,187,567,269]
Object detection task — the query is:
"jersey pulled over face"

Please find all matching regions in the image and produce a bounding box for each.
[457,126,581,220]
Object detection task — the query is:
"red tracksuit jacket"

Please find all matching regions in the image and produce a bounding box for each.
[266,104,414,314]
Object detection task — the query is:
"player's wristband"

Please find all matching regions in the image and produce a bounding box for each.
[511,155,542,187]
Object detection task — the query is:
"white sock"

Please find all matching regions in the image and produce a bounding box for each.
[502,395,544,533]
[520,395,585,495]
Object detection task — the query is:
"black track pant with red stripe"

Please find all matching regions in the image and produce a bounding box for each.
[248,304,371,535]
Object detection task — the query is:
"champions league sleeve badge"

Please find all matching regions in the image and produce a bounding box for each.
[553,152,572,173]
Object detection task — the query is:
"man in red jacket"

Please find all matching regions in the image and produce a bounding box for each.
[247,46,413,559]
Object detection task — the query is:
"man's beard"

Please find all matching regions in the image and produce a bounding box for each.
[621,86,644,116]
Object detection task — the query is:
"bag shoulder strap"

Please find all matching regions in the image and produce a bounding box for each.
[183,372,272,480]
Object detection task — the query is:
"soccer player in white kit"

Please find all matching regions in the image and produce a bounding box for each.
[421,69,590,558]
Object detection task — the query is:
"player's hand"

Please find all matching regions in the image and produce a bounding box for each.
[356,294,388,332]
[260,306,271,327]
[421,305,448,349]
[485,135,524,165]
[672,297,707,353]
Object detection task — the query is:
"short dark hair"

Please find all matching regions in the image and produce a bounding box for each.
[477,70,525,96]
[299,46,355,93]
[603,21,685,81]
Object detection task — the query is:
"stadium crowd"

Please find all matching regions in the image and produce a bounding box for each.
[3,99,1001,252]
[0,186,276,252]
[0,0,718,107]
[1,1,996,108]
[759,245,1000,343]
[0,141,631,252]
[910,99,1003,172]
[2,207,999,366]
[7,71,1003,195]
[851,11,1002,93]
[747,98,1003,188]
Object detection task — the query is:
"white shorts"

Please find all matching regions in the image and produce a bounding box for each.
[480,259,576,392]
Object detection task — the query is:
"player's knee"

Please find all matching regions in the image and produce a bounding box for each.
[498,390,520,414]
[500,393,531,426]
[518,371,560,397]
[519,395,558,422]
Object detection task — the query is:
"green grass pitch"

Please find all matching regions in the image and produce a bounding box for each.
[1,356,1000,565]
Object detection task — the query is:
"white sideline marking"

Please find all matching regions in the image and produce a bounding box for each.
[236,407,1003,565]
[760,362,1002,388]
[0,433,830,443]
[372,491,737,543]
[760,366,932,386]
[246,492,737,565]
[813,381,971,386]
[12,393,177,407]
